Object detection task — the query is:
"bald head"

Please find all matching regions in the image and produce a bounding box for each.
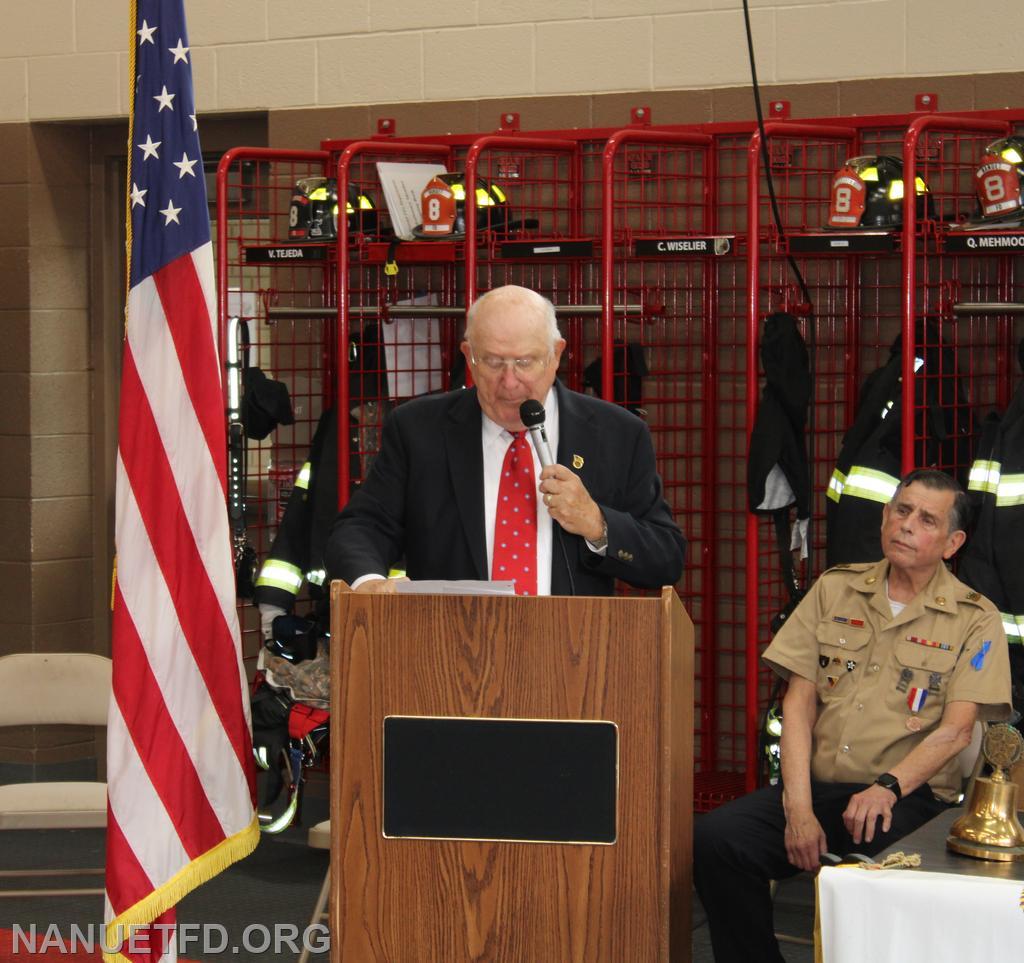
[465,285,561,348]
[460,285,566,432]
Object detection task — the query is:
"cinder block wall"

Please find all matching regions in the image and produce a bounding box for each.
[0,1,1021,123]
[0,122,95,767]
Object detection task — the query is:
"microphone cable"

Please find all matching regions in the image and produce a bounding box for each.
[554,525,577,597]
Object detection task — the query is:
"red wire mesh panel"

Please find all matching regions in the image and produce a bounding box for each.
[325,139,461,503]
[217,106,1024,819]
[901,117,1017,479]
[743,110,1024,805]
[216,148,333,666]
[463,135,594,395]
[745,124,892,797]
[596,128,742,810]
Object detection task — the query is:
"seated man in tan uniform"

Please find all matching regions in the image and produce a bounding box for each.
[694,468,1012,963]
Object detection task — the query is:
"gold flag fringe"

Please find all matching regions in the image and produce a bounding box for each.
[102,817,260,963]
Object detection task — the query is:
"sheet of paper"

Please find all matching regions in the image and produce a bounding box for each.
[394,580,517,596]
[383,294,442,398]
[376,161,448,240]
[227,287,259,318]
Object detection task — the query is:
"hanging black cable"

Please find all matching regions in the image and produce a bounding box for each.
[740,0,818,583]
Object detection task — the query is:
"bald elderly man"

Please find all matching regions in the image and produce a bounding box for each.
[325,284,685,595]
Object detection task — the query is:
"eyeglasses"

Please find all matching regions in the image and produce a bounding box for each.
[469,349,551,376]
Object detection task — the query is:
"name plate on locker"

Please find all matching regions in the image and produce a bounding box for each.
[244,245,328,263]
[383,716,618,844]
[788,232,895,253]
[498,240,594,259]
[944,232,1024,253]
[633,236,733,257]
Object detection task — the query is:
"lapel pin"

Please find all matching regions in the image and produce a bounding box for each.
[572,454,584,470]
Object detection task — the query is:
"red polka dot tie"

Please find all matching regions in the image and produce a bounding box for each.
[492,432,537,596]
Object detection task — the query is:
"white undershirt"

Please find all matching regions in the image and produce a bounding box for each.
[482,389,557,595]
[885,579,907,617]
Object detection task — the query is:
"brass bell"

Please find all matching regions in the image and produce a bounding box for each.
[947,723,1024,862]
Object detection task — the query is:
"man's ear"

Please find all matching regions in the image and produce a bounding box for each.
[552,337,567,367]
[943,529,967,560]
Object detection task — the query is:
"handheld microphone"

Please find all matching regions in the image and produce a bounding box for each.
[519,398,575,596]
[519,400,555,469]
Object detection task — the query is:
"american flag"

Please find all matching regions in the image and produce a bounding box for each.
[106,1,258,959]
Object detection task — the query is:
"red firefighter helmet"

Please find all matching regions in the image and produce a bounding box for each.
[411,173,509,240]
[826,155,932,229]
[969,136,1024,226]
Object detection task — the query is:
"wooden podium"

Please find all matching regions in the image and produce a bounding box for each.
[329,584,694,962]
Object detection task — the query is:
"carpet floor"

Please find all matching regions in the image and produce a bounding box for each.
[0,775,815,961]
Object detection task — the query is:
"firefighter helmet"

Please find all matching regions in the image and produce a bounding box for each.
[412,172,509,240]
[968,136,1024,226]
[826,155,932,229]
[288,177,377,241]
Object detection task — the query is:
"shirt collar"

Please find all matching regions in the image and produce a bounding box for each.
[481,387,558,448]
[850,558,960,618]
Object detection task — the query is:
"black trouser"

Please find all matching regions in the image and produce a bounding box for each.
[692,780,948,963]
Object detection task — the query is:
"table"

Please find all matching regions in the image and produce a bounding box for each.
[816,807,1024,963]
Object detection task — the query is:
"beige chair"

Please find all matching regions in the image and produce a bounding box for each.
[0,651,112,897]
[297,819,331,963]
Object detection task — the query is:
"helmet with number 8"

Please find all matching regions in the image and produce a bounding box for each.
[826,155,932,229]
[288,177,377,241]
[968,136,1024,226]
[412,172,509,240]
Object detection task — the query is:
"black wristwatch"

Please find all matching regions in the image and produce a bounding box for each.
[874,772,902,800]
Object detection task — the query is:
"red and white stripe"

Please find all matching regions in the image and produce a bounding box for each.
[106,242,256,961]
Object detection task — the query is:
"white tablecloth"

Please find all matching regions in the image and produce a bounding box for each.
[817,866,1024,963]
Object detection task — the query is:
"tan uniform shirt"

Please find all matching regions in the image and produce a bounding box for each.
[763,559,1012,802]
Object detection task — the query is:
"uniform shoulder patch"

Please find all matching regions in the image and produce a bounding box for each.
[823,562,872,575]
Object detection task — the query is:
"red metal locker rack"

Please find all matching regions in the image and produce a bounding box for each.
[899,115,1014,474]
[692,129,753,809]
[744,122,863,792]
[216,104,1024,815]
[326,139,456,502]
[216,147,335,663]
[320,125,594,490]
[461,131,591,393]
[742,108,1024,799]
[598,126,736,808]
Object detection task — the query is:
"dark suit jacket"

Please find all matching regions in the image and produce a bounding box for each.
[325,381,686,595]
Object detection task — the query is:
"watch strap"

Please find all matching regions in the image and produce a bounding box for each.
[874,772,902,800]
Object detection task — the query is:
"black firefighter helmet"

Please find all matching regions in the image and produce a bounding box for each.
[288,176,378,241]
[826,155,933,229]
